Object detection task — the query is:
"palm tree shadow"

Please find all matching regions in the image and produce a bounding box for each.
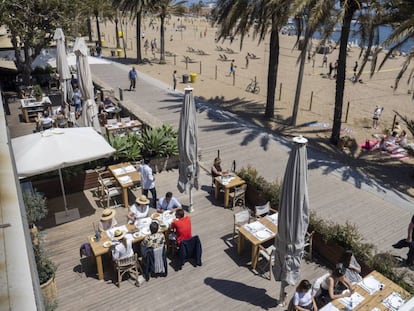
[204,277,278,309]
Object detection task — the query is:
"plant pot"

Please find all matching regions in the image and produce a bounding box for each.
[150,155,179,173]
[245,185,267,207]
[40,276,57,306]
[312,231,345,268]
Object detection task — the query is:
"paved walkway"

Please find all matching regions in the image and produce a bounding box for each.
[91,61,414,256]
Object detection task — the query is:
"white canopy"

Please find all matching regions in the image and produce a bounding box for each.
[12,128,115,178]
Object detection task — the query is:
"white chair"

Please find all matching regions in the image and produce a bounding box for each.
[254,201,276,218]
[229,184,247,210]
[100,180,122,208]
[233,210,250,240]
[107,118,118,125]
[114,253,142,287]
[96,169,116,199]
[121,117,131,123]
[312,272,330,297]
[304,231,314,260]
[257,244,276,280]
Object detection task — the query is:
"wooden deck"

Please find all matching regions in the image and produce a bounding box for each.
[13,61,412,310]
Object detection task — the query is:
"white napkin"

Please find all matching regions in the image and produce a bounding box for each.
[266,213,278,224]
[245,221,266,233]
[124,165,136,173]
[106,225,128,239]
[162,211,175,226]
[382,292,405,311]
[339,291,364,309]
[113,168,125,176]
[118,175,132,184]
[319,303,340,311]
[254,229,273,241]
[358,275,383,295]
[135,217,152,229]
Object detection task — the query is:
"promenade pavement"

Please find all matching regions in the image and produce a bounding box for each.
[91,60,414,257]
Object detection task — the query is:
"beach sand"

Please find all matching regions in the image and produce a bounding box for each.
[97,16,414,196]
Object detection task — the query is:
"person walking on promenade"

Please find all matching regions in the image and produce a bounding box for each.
[322,54,327,68]
[129,67,137,91]
[139,158,157,208]
[173,70,177,91]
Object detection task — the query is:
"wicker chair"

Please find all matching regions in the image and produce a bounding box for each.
[114,253,142,287]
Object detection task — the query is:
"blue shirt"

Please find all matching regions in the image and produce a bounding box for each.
[158,196,181,210]
[129,69,137,80]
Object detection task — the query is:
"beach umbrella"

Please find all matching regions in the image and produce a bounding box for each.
[12,128,115,216]
[73,37,101,133]
[177,87,199,212]
[53,28,73,115]
[274,135,310,304]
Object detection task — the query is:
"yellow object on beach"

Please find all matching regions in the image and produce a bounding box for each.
[190,73,197,83]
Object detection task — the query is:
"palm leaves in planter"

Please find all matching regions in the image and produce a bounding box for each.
[140,125,178,158]
[107,133,142,162]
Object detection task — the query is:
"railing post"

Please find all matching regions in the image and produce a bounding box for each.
[309,91,313,111]
[344,101,350,123]
[279,82,282,101]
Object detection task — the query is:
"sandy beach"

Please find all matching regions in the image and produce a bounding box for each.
[96,16,414,195]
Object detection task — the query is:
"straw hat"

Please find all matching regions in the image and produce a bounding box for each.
[112,229,126,240]
[101,208,116,221]
[136,195,150,205]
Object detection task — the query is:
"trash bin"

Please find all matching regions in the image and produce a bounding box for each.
[117,49,122,57]
[182,74,189,83]
[111,50,115,57]
[190,73,197,83]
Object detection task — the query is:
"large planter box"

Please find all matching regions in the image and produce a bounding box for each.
[32,170,99,198]
[245,185,267,207]
[312,231,373,276]
[150,155,179,173]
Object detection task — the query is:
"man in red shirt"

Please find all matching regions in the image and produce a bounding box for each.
[171,209,192,245]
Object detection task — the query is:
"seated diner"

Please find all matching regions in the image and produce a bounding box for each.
[211,157,228,178]
[98,208,118,232]
[157,192,182,211]
[171,209,192,246]
[111,229,133,260]
[38,111,54,130]
[128,195,150,223]
[293,279,318,311]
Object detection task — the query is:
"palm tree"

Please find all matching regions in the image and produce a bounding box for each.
[115,0,151,64]
[83,0,115,45]
[151,0,186,64]
[299,0,384,145]
[212,0,291,120]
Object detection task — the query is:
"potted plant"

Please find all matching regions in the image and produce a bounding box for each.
[33,84,43,101]
[22,189,48,242]
[33,233,57,309]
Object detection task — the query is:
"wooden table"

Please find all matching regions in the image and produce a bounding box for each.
[108,162,141,208]
[322,270,411,311]
[104,120,142,136]
[237,217,277,269]
[89,223,169,280]
[214,174,245,208]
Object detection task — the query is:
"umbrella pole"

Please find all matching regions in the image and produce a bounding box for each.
[279,280,288,306]
[58,168,68,214]
[189,186,194,213]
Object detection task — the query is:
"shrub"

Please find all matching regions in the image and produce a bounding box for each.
[139,125,178,158]
[22,189,48,225]
[33,233,56,284]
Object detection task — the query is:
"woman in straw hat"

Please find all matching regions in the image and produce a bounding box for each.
[111,229,133,260]
[128,195,150,223]
[98,208,118,232]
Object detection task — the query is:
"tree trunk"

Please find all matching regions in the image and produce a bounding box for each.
[87,17,92,42]
[330,4,356,145]
[159,16,166,64]
[265,16,279,120]
[291,44,307,126]
[136,11,142,63]
[23,45,32,85]
[95,12,101,45]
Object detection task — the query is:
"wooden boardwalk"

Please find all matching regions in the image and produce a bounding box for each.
[36,61,414,310]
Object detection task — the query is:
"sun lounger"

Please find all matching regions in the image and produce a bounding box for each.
[216,45,224,51]
[183,56,198,63]
[187,47,196,53]
[225,48,237,54]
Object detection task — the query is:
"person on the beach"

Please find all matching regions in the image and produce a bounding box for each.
[372,106,384,129]
[245,54,249,69]
[173,70,177,91]
[353,61,358,74]
[144,39,149,55]
[322,54,327,68]
[328,62,333,77]
[129,67,137,91]
[333,61,338,78]
[228,60,236,77]
[406,215,414,266]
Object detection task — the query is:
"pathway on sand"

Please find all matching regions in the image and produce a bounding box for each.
[91,61,414,257]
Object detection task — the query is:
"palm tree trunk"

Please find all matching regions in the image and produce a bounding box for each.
[87,17,92,42]
[159,16,166,64]
[265,21,279,120]
[136,11,142,63]
[330,5,355,145]
[291,44,307,126]
[115,19,120,49]
[95,11,101,45]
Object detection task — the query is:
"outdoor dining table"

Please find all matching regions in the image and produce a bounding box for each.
[89,217,172,280]
[214,174,246,208]
[321,270,410,311]
[108,162,140,208]
[237,215,278,269]
[104,119,142,136]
